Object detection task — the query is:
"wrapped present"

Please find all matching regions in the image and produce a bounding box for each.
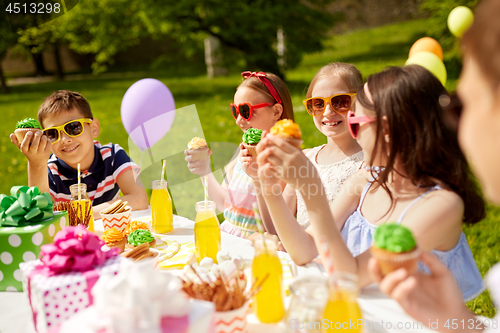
[0,186,67,292]
[20,225,120,333]
[48,259,215,333]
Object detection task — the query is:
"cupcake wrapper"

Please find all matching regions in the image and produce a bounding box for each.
[370,246,421,276]
[188,146,209,161]
[14,128,42,144]
[242,143,258,158]
[106,239,126,253]
[274,135,302,149]
[284,138,303,149]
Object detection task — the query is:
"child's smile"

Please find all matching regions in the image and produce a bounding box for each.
[43,108,98,170]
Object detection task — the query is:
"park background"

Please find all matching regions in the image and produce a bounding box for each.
[1,0,498,318]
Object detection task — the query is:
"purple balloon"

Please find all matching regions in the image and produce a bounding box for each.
[121,78,175,150]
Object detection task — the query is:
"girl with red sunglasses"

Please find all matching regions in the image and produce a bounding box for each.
[256,66,485,303]
[185,71,294,239]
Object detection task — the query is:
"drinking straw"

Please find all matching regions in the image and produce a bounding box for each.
[252,202,268,254]
[201,176,208,204]
[161,159,166,183]
[77,163,81,202]
[318,236,334,276]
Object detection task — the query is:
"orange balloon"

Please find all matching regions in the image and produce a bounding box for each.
[409,37,443,61]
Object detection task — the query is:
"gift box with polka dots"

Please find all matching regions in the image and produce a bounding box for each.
[20,255,122,333]
[0,211,68,292]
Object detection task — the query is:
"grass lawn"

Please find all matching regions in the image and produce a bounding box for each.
[1,18,498,317]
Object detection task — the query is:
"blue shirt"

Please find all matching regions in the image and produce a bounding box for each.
[48,141,139,205]
[341,169,486,301]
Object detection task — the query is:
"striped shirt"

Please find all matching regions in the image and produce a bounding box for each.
[48,141,139,205]
[220,160,258,239]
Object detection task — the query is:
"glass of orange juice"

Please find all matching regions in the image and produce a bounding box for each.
[151,180,173,234]
[194,200,220,263]
[251,235,285,323]
[322,272,364,332]
[69,183,94,231]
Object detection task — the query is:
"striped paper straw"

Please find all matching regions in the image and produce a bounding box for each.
[252,202,268,254]
[318,236,334,276]
[202,176,208,204]
[161,159,166,183]
[77,163,81,201]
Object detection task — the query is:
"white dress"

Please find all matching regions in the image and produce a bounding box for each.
[296,145,364,229]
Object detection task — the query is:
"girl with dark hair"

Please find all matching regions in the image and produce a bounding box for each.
[370,0,500,330]
[256,65,486,302]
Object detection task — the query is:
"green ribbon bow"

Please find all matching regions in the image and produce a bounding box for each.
[0,186,54,227]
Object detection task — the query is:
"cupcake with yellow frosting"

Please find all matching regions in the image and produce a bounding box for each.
[187,137,209,161]
[270,119,302,149]
[101,227,126,253]
[124,220,149,237]
[126,229,157,249]
[242,128,263,158]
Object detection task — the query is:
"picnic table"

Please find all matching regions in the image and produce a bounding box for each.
[0,209,436,333]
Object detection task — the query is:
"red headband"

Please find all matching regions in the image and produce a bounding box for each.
[241,71,282,105]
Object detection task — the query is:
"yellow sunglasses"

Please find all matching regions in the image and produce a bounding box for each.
[303,93,356,116]
[43,118,92,143]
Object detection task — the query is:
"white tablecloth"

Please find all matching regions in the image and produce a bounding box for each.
[0,209,435,333]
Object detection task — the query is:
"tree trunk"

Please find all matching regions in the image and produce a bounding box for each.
[53,42,64,80]
[31,50,48,76]
[0,63,9,94]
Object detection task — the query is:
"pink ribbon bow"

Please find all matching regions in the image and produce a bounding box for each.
[241,71,267,79]
[38,225,118,276]
[240,71,283,104]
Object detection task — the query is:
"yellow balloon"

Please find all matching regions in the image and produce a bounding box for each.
[405,51,447,86]
[448,6,474,38]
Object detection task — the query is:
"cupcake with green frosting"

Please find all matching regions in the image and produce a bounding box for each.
[370,223,420,275]
[242,128,263,158]
[126,229,157,249]
[14,118,43,144]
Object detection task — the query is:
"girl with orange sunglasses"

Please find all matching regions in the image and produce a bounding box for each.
[253,63,365,238]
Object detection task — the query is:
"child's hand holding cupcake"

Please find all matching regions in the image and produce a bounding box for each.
[10,117,52,165]
[256,120,314,189]
[240,128,263,179]
[185,137,212,176]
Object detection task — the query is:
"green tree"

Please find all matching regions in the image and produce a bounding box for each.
[420,0,478,81]
[143,0,335,76]
[52,0,149,74]
[48,0,335,76]
[0,11,18,93]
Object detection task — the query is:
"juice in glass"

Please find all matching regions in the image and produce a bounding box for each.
[69,184,94,231]
[151,180,173,234]
[322,272,363,332]
[194,201,220,263]
[251,236,285,323]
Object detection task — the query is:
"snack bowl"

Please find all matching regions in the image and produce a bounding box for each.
[100,206,132,233]
[214,300,250,333]
[122,247,160,268]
